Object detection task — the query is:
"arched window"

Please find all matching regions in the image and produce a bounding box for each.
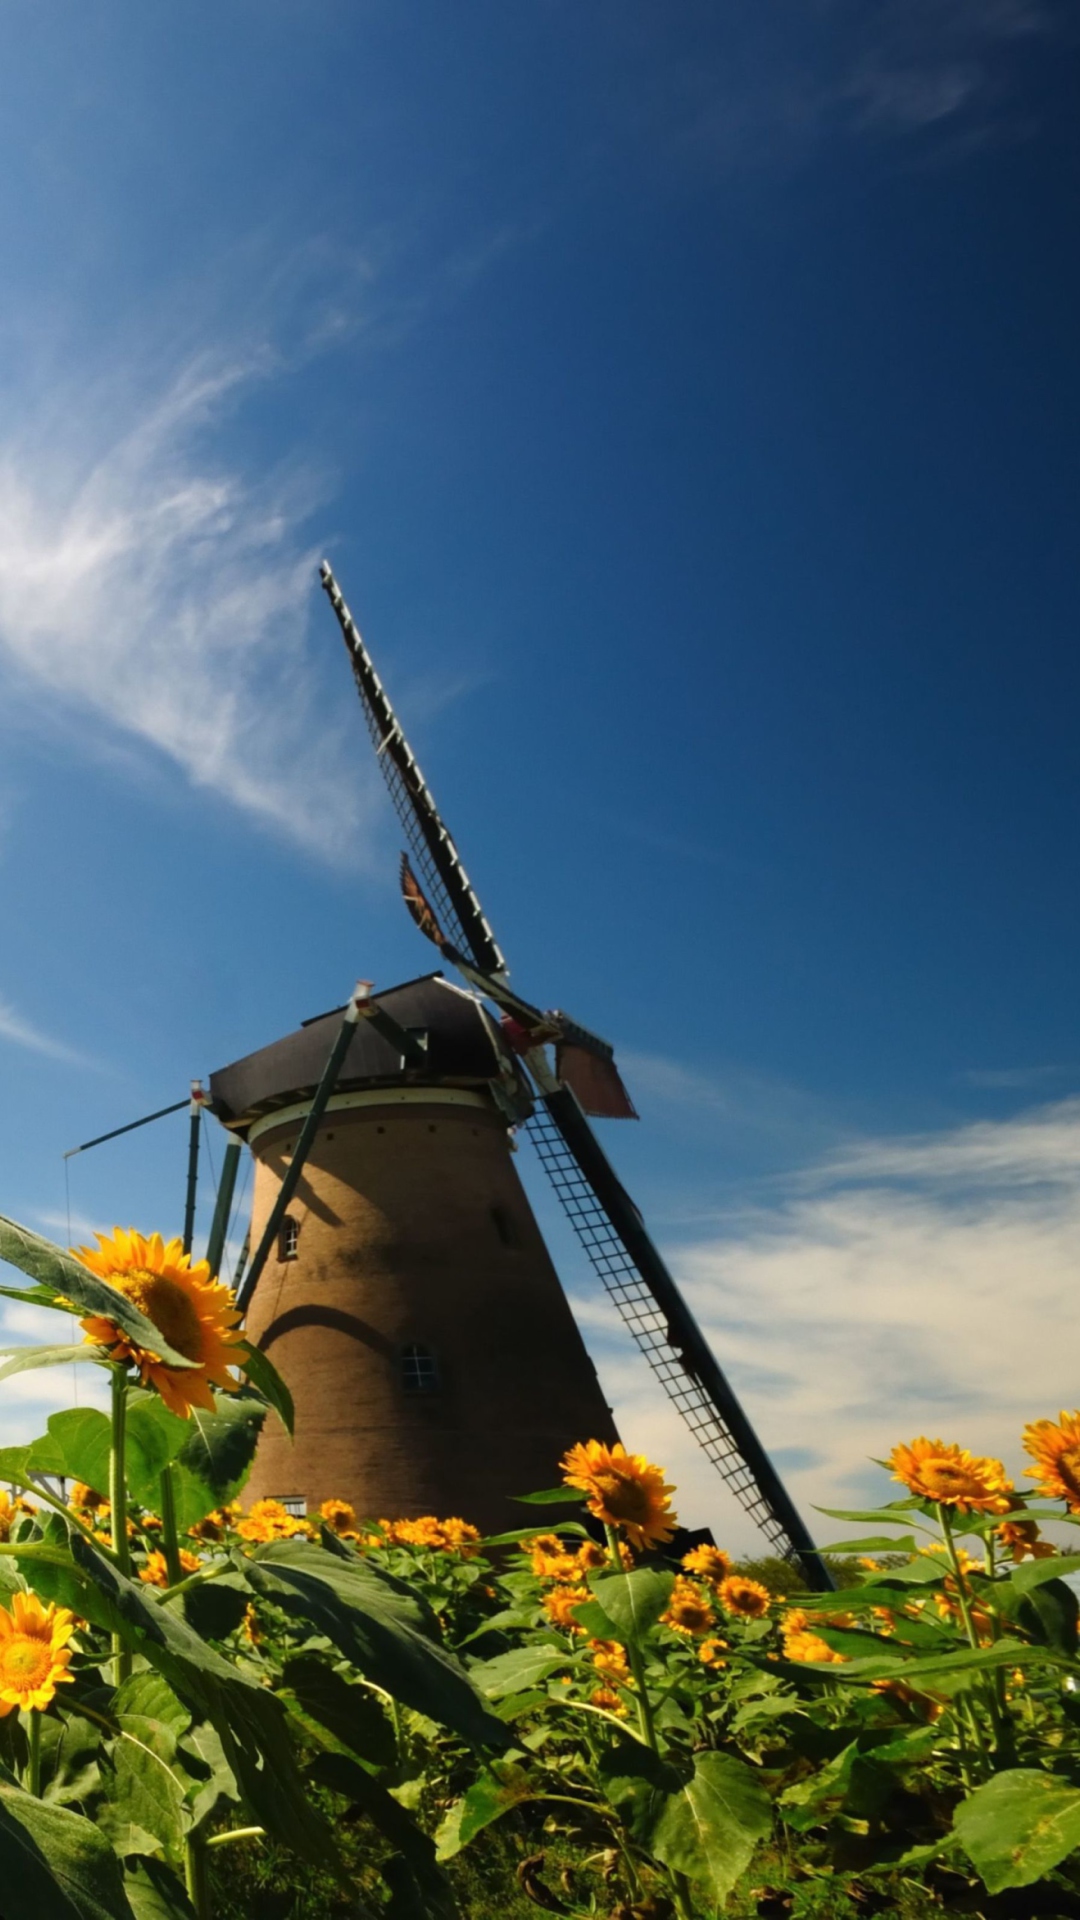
[278,1215,300,1262]
[401,1344,439,1394]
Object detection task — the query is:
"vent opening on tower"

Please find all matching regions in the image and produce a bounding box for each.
[490,1204,521,1250]
[401,1344,439,1394]
[278,1216,300,1262]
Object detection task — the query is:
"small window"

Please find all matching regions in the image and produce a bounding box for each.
[401,1344,439,1395]
[278,1216,300,1262]
[273,1494,307,1518]
[490,1204,521,1250]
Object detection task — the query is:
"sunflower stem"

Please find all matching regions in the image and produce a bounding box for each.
[937,1505,1000,1771]
[26,1709,41,1796]
[109,1367,132,1686]
[184,1832,210,1919]
[159,1464,182,1587]
[604,1524,657,1753]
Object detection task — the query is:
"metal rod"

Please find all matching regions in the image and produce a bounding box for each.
[232,1229,251,1296]
[63,1099,188,1160]
[236,984,368,1315]
[205,1141,241,1280]
[182,1085,204,1258]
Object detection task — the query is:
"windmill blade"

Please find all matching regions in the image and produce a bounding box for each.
[524,1080,834,1591]
[321,562,506,977]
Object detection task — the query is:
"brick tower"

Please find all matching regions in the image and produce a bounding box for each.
[209,974,618,1534]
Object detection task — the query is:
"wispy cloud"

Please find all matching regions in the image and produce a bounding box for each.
[0,994,95,1068]
[561,1095,1080,1553]
[0,345,382,864]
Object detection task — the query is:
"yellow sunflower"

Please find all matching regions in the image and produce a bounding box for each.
[783,1627,847,1666]
[188,1504,240,1543]
[75,1228,243,1419]
[661,1577,715,1637]
[237,1499,311,1543]
[0,1491,34,1544]
[997,1518,1055,1562]
[139,1549,201,1588]
[69,1483,107,1515]
[698,1637,728,1667]
[319,1498,358,1537]
[681,1544,732,1587]
[1023,1411,1080,1512]
[0,1591,77,1713]
[542,1584,591,1632]
[575,1539,609,1573]
[590,1685,628,1717]
[589,1637,630,1682]
[439,1518,481,1557]
[717,1574,771,1619]
[560,1440,677,1551]
[888,1437,1013,1514]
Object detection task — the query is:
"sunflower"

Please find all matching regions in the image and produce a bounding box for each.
[717,1574,771,1620]
[139,1549,201,1588]
[888,1437,1013,1514]
[529,1535,581,1582]
[698,1637,728,1667]
[560,1440,677,1551]
[69,1483,107,1515]
[681,1544,732,1587]
[590,1686,628,1717]
[589,1638,630,1682]
[662,1577,715,1637]
[997,1518,1055,1562]
[75,1228,243,1419]
[783,1627,847,1666]
[440,1518,482,1556]
[0,1492,34,1544]
[188,1504,240,1543]
[237,1499,311,1543]
[575,1539,609,1573]
[1023,1411,1080,1512]
[320,1499,358,1537]
[542,1584,591,1632]
[0,1591,77,1713]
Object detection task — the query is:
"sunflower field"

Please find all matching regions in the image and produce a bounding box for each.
[0,1215,1080,1919]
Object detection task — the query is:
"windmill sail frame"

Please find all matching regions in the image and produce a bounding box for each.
[319,561,834,1589]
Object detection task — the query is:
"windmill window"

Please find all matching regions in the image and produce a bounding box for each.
[401,1344,439,1395]
[278,1216,301,1262]
[490,1204,521,1250]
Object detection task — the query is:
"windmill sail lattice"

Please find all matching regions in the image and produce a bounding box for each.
[524,1099,795,1556]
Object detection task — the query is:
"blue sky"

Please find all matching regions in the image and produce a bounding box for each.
[1,1,1078,1548]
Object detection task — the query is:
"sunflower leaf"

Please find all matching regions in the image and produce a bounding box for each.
[586,1568,675,1647]
[0,1779,137,1919]
[0,1219,198,1371]
[0,1345,108,1386]
[235,1341,292,1436]
[167,1393,267,1530]
[953,1768,1080,1892]
[29,1409,113,1495]
[649,1751,773,1904]
[510,1487,583,1506]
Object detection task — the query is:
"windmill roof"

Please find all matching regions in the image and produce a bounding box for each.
[208,973,503,1134]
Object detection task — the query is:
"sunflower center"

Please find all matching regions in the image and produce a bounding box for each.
[593,1470,651,1523]
[108,1272,205,1362]
[922,1460,982,1497]
[0,1637,51,1689]
[1057,1447,1080,1501]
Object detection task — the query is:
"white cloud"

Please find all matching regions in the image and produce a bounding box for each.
[0,349,381,862]
[0,994,94,1067]
[563,1096,1080,1558]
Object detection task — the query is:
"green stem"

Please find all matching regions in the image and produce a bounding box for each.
[937,1505,1002,1771]
[205,1827,265,1850]
[26,1710,41,1796]
[159,1464,182,1587]
[110,1368,131,1686]
[184,1833,209,1920]
[604,1525,657,1753]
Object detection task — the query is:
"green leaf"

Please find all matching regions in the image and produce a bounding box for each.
[510,1487,583,1506]
[816,1537,920,1556]
[1009,1552,1080,1593]
[123,1859,196,1920]
[0,1218,197,1370]
[309,1752,456,1917]
[650,1752,772,1904]
[30,1409,113,1495]
[480,1524,588,1547]
[434,1761,534,1859]
[101,1738,185,1863]
[953,1768,1080,1893]
[124,1399,188,1510]
[51,1527,340,1873]
[814,1504,924,1526]
[587,1567,674,1646]
[0,1345,104,1385]
[596,1733,679,1841]
[40,1715,102,1809]
[242,1542,507,1749]
[467,1645,581,1700]
[0,1781,137,1918]
[181,1577,250,1642]
[281,1655,396,1769]
[177,1722,239,1831]
[167,1393,266,1528]
[235,1341,293,1436]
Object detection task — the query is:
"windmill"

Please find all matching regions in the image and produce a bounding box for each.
[202,565,833,1588]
